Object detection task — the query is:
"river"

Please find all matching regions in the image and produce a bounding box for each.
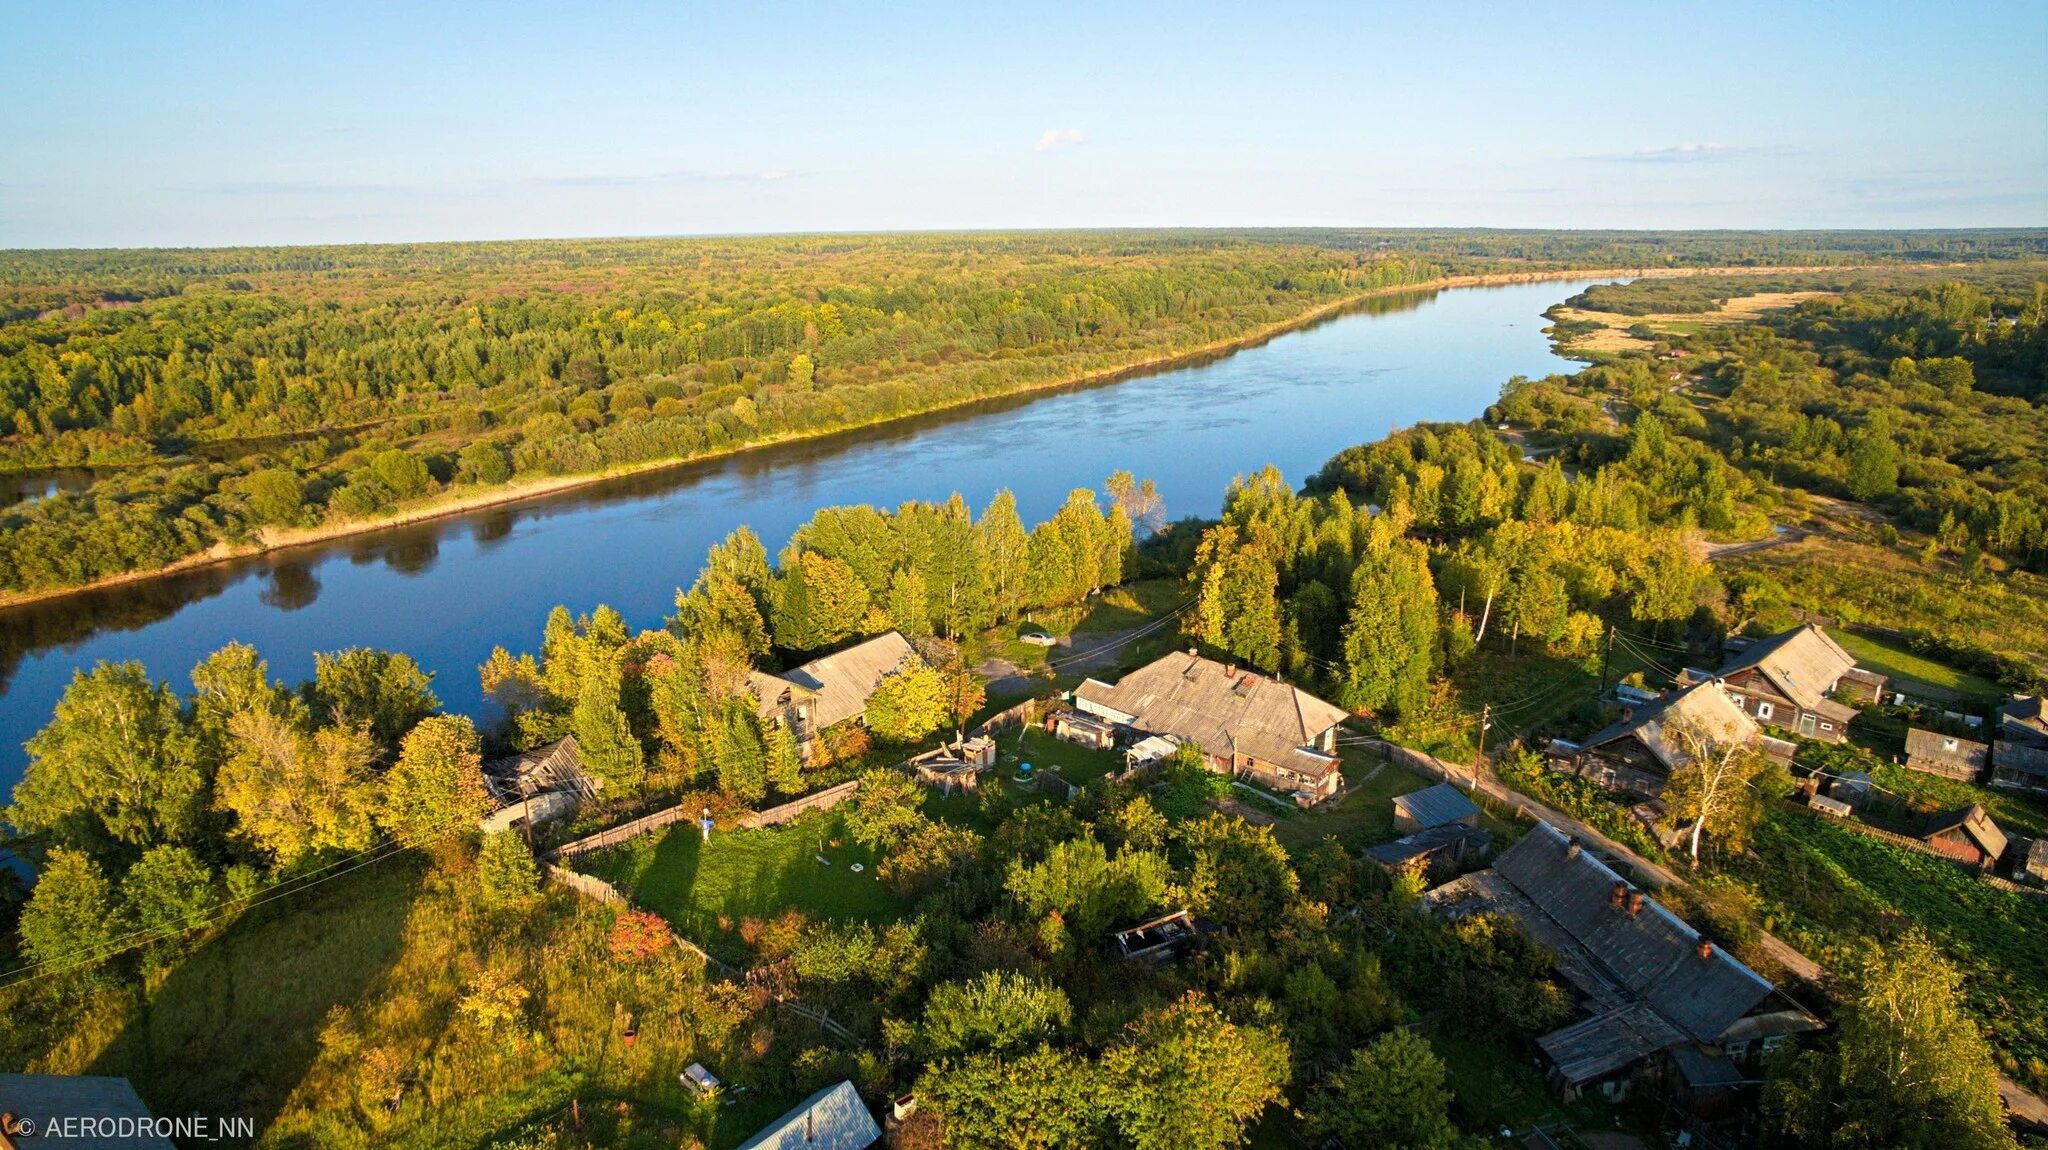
[0,278,1608,793]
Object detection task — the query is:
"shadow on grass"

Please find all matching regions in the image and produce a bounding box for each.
[86,854,427,1144]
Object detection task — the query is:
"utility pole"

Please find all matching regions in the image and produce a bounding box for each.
[1476,702,1492,779]
[1599,622,1615,695]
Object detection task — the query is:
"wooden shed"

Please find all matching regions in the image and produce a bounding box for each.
[1903,728,1989,782]
[1920,804,2008,868]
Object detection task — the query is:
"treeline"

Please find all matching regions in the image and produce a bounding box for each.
[479,478,1152,803]
[0,234,1435,594]
[1178,424,1712,725]
[1,644,496,980]
[1524,272,2048,572]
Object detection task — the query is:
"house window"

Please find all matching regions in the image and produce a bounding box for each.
[1756,702,1774,721]
[1943,738,1959,752]
[1762,1035,1788,1055]
[1820,722,1835,732]
[1723,1039,1752,1062]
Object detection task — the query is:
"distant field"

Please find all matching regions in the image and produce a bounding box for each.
[1552,290,1833,353]
[579,811,904,961]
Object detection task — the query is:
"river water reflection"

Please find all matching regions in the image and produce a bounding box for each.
[0,278,1608,791]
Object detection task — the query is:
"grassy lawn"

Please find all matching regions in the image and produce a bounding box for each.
[1270,745,1435,852]
[1726,810,2048,1090]
[1834,629,2005,704]
[1431,1032,1640,1137]
[995,724,1128,788]
[1863,761,2048,840]
[579,810,904,961]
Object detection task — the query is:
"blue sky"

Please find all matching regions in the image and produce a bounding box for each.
[2,1,2043,247]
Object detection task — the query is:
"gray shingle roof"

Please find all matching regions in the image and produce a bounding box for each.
[483,736,592,801]
[2001,696,2048,744]
[1923,804,2008,860]
[1537,1002,1690,1086]
[1904,728,1989,771]
[1074,652,1347,780]
[758,631,918,730]
[735,1080,880,1150]
[1580,680,1760,772]
[1392,783,1481,829]
[1364,823,1491,867]
[1718,624,1858,712]
[1489,823,1774,1042]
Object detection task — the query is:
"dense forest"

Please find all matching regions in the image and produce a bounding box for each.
[4,229,2043,598]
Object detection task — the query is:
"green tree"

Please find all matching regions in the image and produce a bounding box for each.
[1101,993,1290,1150]
[122,844,217,941]
[1006,837,1169,940]
[1305,1029,1457,1150]
[1845,424,1900,501]
[1339,540,1439,714]
[772,550,871,652]
[570,656,646,792]
[979,490,1031,623]
[921,972,1074,1057]
[457,441,511,484]
[864,659,950,744]
[886,566,933,640]
[238,466,304,524]
[16,847,127,975]
[1189,523,1282,672]
[379,714,492,840]
[309,647,439,758]
[11,661,205,859]
[709,697,769,803]
[1765,932,2014,1150]
[215,699,381,869]
[369,448,431,499]
[918,1045,1107,1149]
[475,829,541,911]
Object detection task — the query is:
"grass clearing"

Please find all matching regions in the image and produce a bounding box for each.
[1834,629,2006,703]
[1270,745,1435,852]
[580,810,905,962]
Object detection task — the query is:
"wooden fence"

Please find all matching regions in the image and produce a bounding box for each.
[736,779,861,829]
[552,779,864,860]
[973,697,1040,738]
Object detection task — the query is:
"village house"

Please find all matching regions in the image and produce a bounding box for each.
[1548,680,1773,798]
[1073,651,1348,805]
[1903,727,1990,781]
[1691,623,1883,743]
[479,735,596,833]
[1365,823,1493,881]
[1991,696,2048,795]
[1919,803,2009,869]
[750,631,919,757]
[1392,782,1481,834]
[1428,824,1821,1121]
[1111,910,1205,965]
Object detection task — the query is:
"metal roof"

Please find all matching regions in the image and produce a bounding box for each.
[1392,783,1481,829]
[735,1081,880,1150]
[1074,652,1347,779]
[0,1074,174,1149]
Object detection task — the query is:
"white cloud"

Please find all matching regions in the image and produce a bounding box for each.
[1580,142,1780,164]
[1033,128,1086,153]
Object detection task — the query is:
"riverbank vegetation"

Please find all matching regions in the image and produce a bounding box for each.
[5,246,2048,1145]
[5,229,2039,600]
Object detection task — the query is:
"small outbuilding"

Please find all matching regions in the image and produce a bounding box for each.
[1809,794,1853,819]
[1111,910,1204,965]
[1827,770,1873,806]
[735,1080,880,1150]
[2021,839,2048,887]
[1920,804,2008,869]
[1050,710,1116,751]
[1391,783,1481,833]
[1903,728,1989,781]
[908,737,998,794]
[1365,824,1493,881]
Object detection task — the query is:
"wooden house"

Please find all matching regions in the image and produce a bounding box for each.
[1991,696,2048,796]
[1553,680,1765,798]
[1920,804,2008,868]
[1074,652,1347,805]
[1701,624,1880,743]
[479,736,596,832]
[1903,727,1989,781]
[1427,823,1820,1109]
[751,631,919,757]
[1392,782,1481,834]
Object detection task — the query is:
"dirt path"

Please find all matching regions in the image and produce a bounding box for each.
[1702,525,1808,561]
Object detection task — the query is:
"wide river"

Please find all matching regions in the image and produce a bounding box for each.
[0,278,1607,793]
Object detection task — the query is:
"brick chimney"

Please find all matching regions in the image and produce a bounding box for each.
[1627,890,1646,918]
[1566,837,1581,859]
[1609,881,1627,910]
[1697,938,1714,961]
